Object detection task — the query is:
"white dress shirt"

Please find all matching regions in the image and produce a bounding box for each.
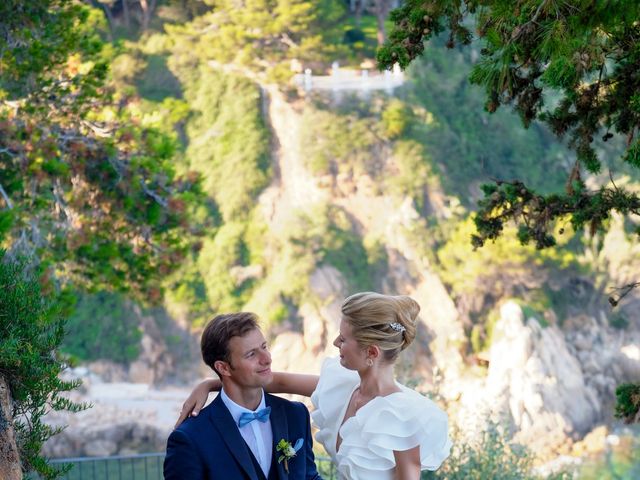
[220,388,273,477]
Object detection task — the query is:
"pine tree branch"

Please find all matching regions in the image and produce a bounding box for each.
[0,147,18,157]
[608,282,640,307]
[139,179,168,208]
[472,179,640,250]
[0,183,13,209]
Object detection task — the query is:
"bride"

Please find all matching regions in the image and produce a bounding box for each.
[177,292,451,479]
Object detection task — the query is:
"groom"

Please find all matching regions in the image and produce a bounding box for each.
[164,312,321,480]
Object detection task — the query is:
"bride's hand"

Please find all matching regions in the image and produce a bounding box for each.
[174,378,220,428]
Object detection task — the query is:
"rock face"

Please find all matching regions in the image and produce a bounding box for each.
[0,376,21,480]
[454,301,640,459]
[485,302,601,457]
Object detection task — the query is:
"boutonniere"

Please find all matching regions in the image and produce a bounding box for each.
[276,438,303,473]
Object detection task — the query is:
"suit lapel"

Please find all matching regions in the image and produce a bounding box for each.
[208,395,259,480]
[266,395,288,480]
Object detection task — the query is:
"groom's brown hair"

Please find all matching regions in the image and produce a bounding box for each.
[201,312,260,376]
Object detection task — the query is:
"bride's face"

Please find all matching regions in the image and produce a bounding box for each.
[333,318,367,370]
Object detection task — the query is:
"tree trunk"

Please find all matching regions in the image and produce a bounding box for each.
[376,12,386,45]
[355,0,363,27]
[122,0,131,30]
[139,0,157,31]
[372,0,393,45]
[93,1,114,40]
[0,376,21,480]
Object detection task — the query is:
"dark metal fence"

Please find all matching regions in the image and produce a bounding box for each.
[43,453,336,479]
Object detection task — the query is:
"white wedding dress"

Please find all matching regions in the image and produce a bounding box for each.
[311,357,451,479]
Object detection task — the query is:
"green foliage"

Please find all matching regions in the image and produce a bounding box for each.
[615,383,640,423]
[609,312,630,330]
[519,304,548,328]
[386,140,437,211]
[164,0,348,80]
[468,308,501,355]
[0,2,203,299]
[219,203,388,328]
[286,205,381,293]
[299,105,378,176]
[472,179,640,252]
[179,67,270,221]
[136,54,182,101]
[322,223,377,293]
[405,38,568,200]
[339,14,392,60]
[381,99,412,139]
[625,140,640,169]
[0,252,85,479]
[197,222,252,318]
[423,423,571,480]
[163,247,212,327]
[299,96,438,212]
[0,0,101,97]
[577,433,640,479]
[436,216,577,296]
[61,292,143,364]
[110,51,147,88]
[379,1,640,256]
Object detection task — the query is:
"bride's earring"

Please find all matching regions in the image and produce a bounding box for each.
[366,358,373,367]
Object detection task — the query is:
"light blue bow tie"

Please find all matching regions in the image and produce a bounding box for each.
[238,407,271,428]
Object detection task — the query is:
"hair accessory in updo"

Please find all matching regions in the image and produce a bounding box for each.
[389,322,406,333]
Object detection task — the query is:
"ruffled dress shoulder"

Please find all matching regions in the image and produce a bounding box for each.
[311,357,451,480]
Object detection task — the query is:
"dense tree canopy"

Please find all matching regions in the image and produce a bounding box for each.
[164,0,349,81]
[378,0,640,422]
[378,0,640,263]
[0,0,202,298]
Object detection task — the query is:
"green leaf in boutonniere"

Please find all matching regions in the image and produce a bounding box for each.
[276,438,303,473]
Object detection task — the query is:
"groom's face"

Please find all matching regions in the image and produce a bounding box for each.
[222,328,273,388]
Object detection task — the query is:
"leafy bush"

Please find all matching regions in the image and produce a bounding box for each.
[136,54,182,101]
[386,140,439,211]
[0,252,84,479]
[435,217,579,296]
[577,432,640,479]
[343,28,366,44]
[615,384,640,423]
[424,424,571,480]
[195,223,248,314]
[182,67,270,221]
[62,292,143,364]
[299,106,378,176]
[406,37,569,202]
[163,256,211,326]
[287,205,383,293]
[381,99,412,139]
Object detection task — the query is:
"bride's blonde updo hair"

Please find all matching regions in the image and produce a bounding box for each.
[341,292,419,362]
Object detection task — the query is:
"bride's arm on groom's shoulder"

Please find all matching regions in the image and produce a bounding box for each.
[174,378,220,428]
[393,446,421,480]
[268,372,319,397]
[174,372,320,427]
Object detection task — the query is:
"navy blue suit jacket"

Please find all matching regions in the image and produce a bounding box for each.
[164,393,321,480]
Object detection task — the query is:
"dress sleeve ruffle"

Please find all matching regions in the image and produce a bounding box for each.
[310,357,359,455]
[337,388,452,476]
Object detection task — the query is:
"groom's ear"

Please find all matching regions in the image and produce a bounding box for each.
[214,360,232,377]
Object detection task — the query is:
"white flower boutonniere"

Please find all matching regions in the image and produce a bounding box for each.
[276,438,303,473]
